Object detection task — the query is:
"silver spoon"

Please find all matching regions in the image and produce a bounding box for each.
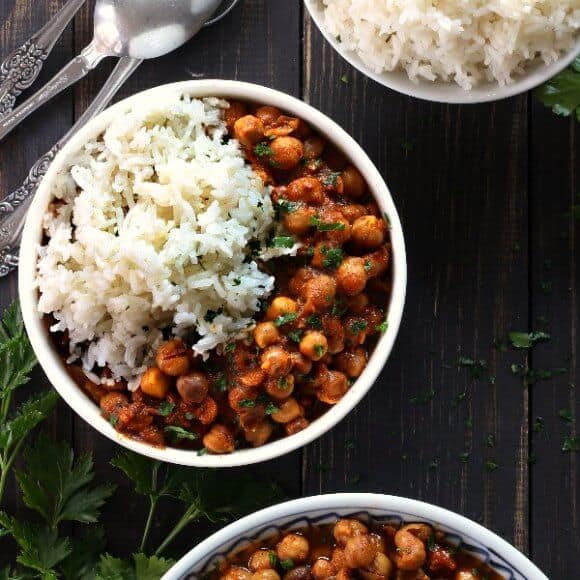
[0,0,240,276]
[0,0,222,142]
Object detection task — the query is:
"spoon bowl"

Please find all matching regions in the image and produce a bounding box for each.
[94,0,222,59]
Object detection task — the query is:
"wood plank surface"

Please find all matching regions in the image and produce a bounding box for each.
[0,1,578,578]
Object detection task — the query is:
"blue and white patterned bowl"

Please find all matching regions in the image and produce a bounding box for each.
[162,494,548,580]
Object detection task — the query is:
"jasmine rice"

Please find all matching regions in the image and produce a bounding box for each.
[36,95,297,389]
[320,0,580,90]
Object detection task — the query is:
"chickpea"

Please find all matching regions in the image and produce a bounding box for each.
[303,136,326,159]
[323,316,345,355]
[261,345,293,378]
[284,567,313,580]
[312,558,334,579]
[303,275,336,310]
[335,348,367,378]
[266,296,298,322]
[360,553,393,579]
[363,247,390,278]
[341,165,366,197]
[400,523,432,543]
[344,534,378,569]
[290,352,312,375]
[239,368,266,388]
[176,372,209,403]
[333,519,368,546]
[392,527,427,571]
[234,115,265,148]
[351,216,385,250]
[229,386,253,412]
[340,204,367,223]
[336,571,352,580]
[266,374,295,400]
[193,396,218,425]
[255,105,281,126]
[454,572,478,580]
[245,420,274,447]
[286,177,325,205]
[270,137,303,170]
[285,416,309,436]
[347,294,369,314]
[221,566,252,580]
[155,339,190,376]
[248,549,275,572]
[225,101,248,131]
[317,369,348,405]
[284,206,316,236]
[288,267,315,296]
[254,322,281,349]
[299,331,328,361]
[323,147,348,171]
[251,571,280,580]
[271,397,302,424]
[140,367,171,399]
[100,391,128,416]
[276,534,309,563]
[336,257,367,296]
[330,548,347,570]
[203,424,235,454]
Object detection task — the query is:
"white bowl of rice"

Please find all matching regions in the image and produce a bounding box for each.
[19,80,407,467]
[305,0,580,103]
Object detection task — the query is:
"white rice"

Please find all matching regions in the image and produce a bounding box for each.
[320,0,580,89]
[36,95,297,389]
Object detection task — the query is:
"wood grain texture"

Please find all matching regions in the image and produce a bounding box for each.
[529,103,580,580]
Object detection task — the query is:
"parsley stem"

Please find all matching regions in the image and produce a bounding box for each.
[140,496,158,553]
[0,436,24,505]
[155,506,201,556]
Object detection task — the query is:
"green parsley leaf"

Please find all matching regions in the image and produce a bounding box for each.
[238,399,256,408]
[214,375,228,392]
[321,171,341,187]
[306,314,323,330]
[331,298,348,317]
[321,246,344,270]
[427,533,437,551]
[314,344,325,358]
[158,401,175,417]
[15,437,115,527]
[204,308,223,323]
[254,142,273,158]
[268,552,278,568]
[364,259,372,272]
[133,553,176,579]
[232,279,241,286]
[276,199,299,214]
[508,331,550,349]
[485,460,499,472]
[287,330,303,343]
[486,434,496,448]
[225,343,236,353]
[376,319,388,333]
[459,452,471,464]
[280,559,295,571]
[271,236,295,248]
[163,426,198,441]
[309,215,346,231]
[536,58,580,120]
[274,312,298,327]
[349,320,368,334]
[265,403,279,415]
[59,526,106,580]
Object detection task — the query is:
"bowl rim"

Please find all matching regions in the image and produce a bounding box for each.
[304,0,580,105]
[162,492,548,580]
[18,79,407,468]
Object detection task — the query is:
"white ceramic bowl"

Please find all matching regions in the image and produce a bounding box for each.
[19,80,407,468]
[305,0,580,104]
[163,493,548,579]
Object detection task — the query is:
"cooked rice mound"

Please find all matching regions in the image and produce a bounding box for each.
[36,95,296,389]
[321,0,580,89]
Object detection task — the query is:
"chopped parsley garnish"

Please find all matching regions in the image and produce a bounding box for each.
[331,298,348,317]
[485,460,499,472]
[562,436,579,452]
[274,312,298,327]
[197,447,208,456]
[280,559,295,571]
[314,344,325,358]
[321,246,344,269]
[459,452,471,464]
[215,375,228,392]
[533,417,545,433]
[508,330,550,349]
[158,401,175,417]
[109,415,118,427]
[276,198,299,214]
[321,171,341,187]
[232,278,241,286]
[278,377,290,390]
[271,236,295,248]
[376,318,388,333]
[185,412,195,421]
[268,552,278,568]
[287,330,303,343]
[265,402,279,415]
[349,320,368,334]
[306,314,323,330]
[204,307,224,323]
[364,259,372,272]
[254,141,272,158]
[225,343,236,353]
[458,357,487,379]
[427,533,437,551]
[309,215,346,231]
[486,434,496,448]
[163,426,198,441]
[536,58,580,120]
[238,399,256,408]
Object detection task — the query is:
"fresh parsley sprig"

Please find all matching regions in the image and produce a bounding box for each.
[0,302,58,504]
[537,57,580,120]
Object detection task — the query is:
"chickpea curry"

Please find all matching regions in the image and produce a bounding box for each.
[56,100,392,453]
[206,517,502,580]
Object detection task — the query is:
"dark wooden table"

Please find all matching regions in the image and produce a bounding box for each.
[1,1,578,578]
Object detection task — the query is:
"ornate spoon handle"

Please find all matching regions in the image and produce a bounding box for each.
[0,57,142,277]
[0,0,86,119]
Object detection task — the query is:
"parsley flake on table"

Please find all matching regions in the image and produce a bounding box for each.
[562,436,579,453]
[536,57,580,120]
[508,330,550,349]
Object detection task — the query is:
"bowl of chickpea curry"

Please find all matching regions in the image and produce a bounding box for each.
[163,494,548,580]
[20,80,407,467]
